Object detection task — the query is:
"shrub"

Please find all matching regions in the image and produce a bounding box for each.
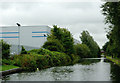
[69,54,80,64]
[49,51,71,66]
[36,54,51,69]
[43,39,65,52]
[21,46,27,54]
[28,49,72,69]
[74,44,91,58]
[0,40,10,59]
[12,48,80,71]
[2,59,15,65]
[13,54,37,71]
[28,48,52,55]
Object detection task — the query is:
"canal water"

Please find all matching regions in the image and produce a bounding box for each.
[2,57,120,81]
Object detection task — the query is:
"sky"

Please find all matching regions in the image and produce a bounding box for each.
[0,0,109,48]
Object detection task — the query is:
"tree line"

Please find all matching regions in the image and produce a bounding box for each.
[0,25,101,60]
[1,25,101,71]
[43,25,101,58]
[101,2,120,58]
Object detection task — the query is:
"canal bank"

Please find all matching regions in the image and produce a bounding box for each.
[2,57,120,81]
[106,56,120,67]
[1,68,22,76]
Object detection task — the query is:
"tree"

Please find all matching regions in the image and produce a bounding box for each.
[0,40,10,59]
[61,28,75,55]
[43,39,65,52]
[102,42,109,52]
[101,2,120,58]
[21,46,27,54]
[74,44,91,58]
[44,25,75,55]
[80,31,101,58]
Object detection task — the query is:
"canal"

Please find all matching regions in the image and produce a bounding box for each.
[2,57,120,81]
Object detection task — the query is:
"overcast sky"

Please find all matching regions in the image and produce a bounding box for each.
[0,0,109,48]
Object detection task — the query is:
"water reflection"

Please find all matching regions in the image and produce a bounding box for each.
[79,59,100,65]
[51,67,73,81]
[2,57,120,81]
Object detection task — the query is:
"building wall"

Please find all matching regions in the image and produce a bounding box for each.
[0,26,51,54]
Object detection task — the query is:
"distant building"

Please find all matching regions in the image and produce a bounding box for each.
[0,25,51,54]
[101,50,105,53]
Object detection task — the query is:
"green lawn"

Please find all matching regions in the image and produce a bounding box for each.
[0,65,19,71]
[106,56,120,66]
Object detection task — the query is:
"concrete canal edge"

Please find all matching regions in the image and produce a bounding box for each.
[0,68,23,77]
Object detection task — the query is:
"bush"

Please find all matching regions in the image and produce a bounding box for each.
[28,49,73,70]
[30,49,72,67]
[36,54,51,69]
[74,44,91,58]
[46,25,75,55]
[12,48,80,71]
[0,40,10,59]
[13,54,37,71]
[2,59,15,65]
[43,39,65,52]
[28,48,52,55]
[21,46,27,54]
[69,54,80,64]
[49,51,72,66]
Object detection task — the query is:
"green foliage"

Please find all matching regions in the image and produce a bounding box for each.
[13,54,37,71]
[0,40,10,59]
[101,2,120,58]
[0,58,2,65]
[36,51,72,69]
[69,54,80,64]
[21,46,27,54]
[45,25,75,55]
[12,48,79,71]
[60,28,75,55]
[36,54,51,69]
[106,56,120,66]
[74,44,91,58]
[102,42,109,52]
[80,31,101,58]
[43,39,65,52]
[28,48,52,55]
[32,48,73,67]
[2,59,15,65]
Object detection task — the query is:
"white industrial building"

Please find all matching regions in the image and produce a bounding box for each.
[0,25,51,54]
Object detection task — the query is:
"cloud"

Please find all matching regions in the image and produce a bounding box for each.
[0,1,108,48]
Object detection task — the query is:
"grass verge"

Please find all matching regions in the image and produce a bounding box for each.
[106,56,120,66]
[0,65,19,71]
